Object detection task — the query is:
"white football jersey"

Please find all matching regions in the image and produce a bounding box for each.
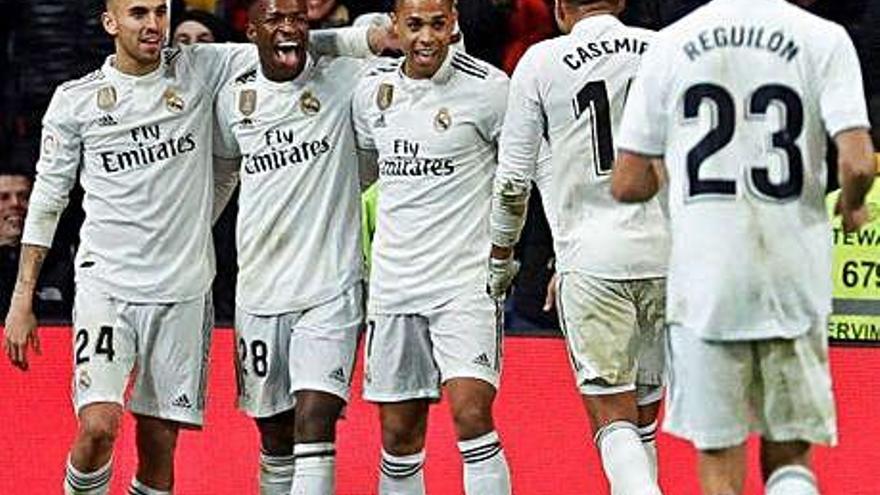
[499,15,669,279]
[23,44,252,303]
[215,54,365,314]
[353,50,508,314]
[617,0,870,340]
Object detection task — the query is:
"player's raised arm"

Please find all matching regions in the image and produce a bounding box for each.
[4,88,81,370]
[310,21,399,58]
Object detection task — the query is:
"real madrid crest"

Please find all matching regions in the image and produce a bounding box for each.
[163,88,185,113]
[97,85,117,111]
[78,369,92,390]
[300,90,321,116]
[376,83,394,111]
[434,108,452,132]
[239,89,257,117]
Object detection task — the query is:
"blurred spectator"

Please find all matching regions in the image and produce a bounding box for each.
[172,8,239,46]
[0,168,73,321]
[456,0,510,68]
[2,0,112,170]
[307,0,353,27]
[501,0,557,74]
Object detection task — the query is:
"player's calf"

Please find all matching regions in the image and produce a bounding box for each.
[761,440,817,495]
[256,410,296,495]
[65,403,123,495]
[378,401,430,495]
[133,415,180,492]
[291,391,346,495]
[447,379,511,495]
[584,391,661,495]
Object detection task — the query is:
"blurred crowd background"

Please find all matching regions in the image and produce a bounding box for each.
[1,0,876,330]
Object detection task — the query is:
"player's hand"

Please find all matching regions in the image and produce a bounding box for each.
[835,196,870,233]
[4,297,40,371]
[487,255,519,301]
[543,272,559,312]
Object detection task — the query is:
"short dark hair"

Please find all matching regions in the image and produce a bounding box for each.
[394,0,456,12]
[562,0,619,7]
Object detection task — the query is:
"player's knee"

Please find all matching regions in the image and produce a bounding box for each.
[294,395,344,441]
[78,408,121,450]
[256,411,296,455]
[382,415,427,454]
[451,401,494,440]
[760,439,811,480]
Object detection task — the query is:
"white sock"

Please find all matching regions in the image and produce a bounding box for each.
[378,449,426,495]
[260,451,296,495]
[595,421,662,495]
[291,442,335,495]
[766,465,819,495]
[638,421,659,482]
[64,457,111,495]
[128,478,171,495]
[458,431,511,495]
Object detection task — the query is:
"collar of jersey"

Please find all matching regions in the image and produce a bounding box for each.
[395,46,456,87]
[256,52,316,90]
[571,14,622,35]
[102,51,166,84]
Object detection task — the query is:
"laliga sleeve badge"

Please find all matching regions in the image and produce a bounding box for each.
[300,90,321,116]
[163,88,185,113]
[41,133,58,158]
[239,89,257,116]
[376,83,394,111]
[434,107,452,132]
[96,86,117,111]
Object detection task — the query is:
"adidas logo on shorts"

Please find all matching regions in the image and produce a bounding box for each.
[328,367,347,384]
[472,353,492,368]
[171,393,193,409]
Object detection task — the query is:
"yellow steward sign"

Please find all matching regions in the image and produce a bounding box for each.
[826,163,880,345]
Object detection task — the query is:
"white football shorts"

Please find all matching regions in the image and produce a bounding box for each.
[71,283,213,426]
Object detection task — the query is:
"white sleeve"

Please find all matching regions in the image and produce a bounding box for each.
[187,43,256,95]
[21,88,81,248]
[310,26,373,59]
[818,26,870,136]
[212,105,240,224]
[498,48,544,183]
[213,89,241,161]
[617,37,672,157]
[352,78,377,151]
[477,71,510,144]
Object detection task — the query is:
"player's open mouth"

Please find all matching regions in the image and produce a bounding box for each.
[140,37,162,50]
[274,40,304,68]
[2,214,23,228]
[413,48,438,65]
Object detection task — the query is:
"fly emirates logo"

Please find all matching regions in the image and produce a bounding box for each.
[99,124,197,174]
[243,129,331,175]
[379,139,454,178]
